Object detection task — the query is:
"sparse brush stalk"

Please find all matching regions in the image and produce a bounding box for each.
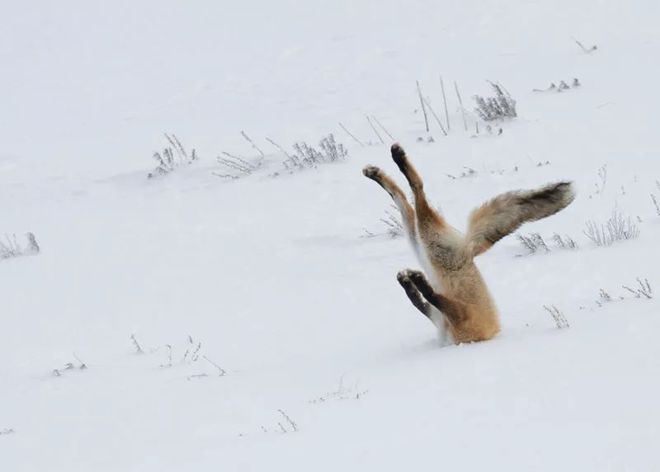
[366,115,384,144]
[422,96,448,136]
[454,81,468,132]
[148,134,196,178]
[371,116,395,141]
[338,122,365,147]
[240,131,265,157]
[584,208,639,247]
[440,76,450,132]
[622,278,653,299]
[416,80,430,132]
[651,194,660,216]
[543,305,569,329]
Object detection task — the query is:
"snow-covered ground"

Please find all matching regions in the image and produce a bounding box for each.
[2,1,660,470]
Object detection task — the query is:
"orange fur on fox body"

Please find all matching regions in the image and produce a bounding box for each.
[363,143,575,344]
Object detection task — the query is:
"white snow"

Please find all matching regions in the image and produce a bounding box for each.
[2,1,660,470]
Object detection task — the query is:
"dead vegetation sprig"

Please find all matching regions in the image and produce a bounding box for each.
[474,82,517,121]
[362,207,404,239]
[622,278,653,299]
[533,78,581,93]
[572,37,598,54]
[595,278,653,308]
[583,208,639,247]
[651,194,660,216]
[517,232,578,255]
[148,134,198,178]
[0,233,40,261]
[309,377,368,404]
[129,334,227,379]
[52,354,87,377]
[543,305,569,329]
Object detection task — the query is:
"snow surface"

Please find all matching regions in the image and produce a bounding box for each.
[2,1,660,470]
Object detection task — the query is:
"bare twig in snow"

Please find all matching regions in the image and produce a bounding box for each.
[440,76,450,132]
[622,278,653,299]
[651,194,660,216]
[266,137,292,159]
[338,122,364,147]
[416,80,430,132]
[277,409,299,433]
[202,355,227,376]
[544,305,569,329]
[130,334,144,354]
[371,116,395,141]
[240,131,265,157]
[422,96,448,136]
[572,37,597,54]
[366,115,384,144]
[454,81,468,132]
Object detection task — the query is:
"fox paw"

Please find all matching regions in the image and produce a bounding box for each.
[407,270,427,285]
[390,143,408,171]
[396,269,416,283]
[362,165,382,180]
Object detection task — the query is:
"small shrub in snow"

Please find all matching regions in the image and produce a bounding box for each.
[215,152,264,179]
[309,377,368,404]
[0,232,39,260]
[552,233,578,249]
[446,167,477,180]
[473,82,517,121]
[517,232,578,255]
[583,208,639,247]
[533,78,581,93]
[0,428,15,436]
[131,334,227,378]
[543,305,569,329]
[595,278,652,307]
[283,134,348,172]
[622,278,653,299]
[217,134,349,179]
[517,233,549,254]
[52,354,87,377]
[148,134,198,179]
[362,207,404,239]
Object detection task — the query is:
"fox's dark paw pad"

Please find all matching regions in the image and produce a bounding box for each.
[397,269,418,285]
[390,143,407,169]
[362,165,382,180]
[407,270,427,285]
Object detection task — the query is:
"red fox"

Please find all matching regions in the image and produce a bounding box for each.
[363,144,575,344]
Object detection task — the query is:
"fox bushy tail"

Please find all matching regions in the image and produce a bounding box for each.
[466,181,575,257]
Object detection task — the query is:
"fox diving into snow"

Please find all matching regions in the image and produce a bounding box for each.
[363,144,575,344]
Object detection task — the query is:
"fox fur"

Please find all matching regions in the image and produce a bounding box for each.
[363,144,575,344]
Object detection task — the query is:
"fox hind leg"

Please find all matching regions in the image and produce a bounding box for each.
[363,165,418,249]
[390,144,465,270]
[390,144,446,233]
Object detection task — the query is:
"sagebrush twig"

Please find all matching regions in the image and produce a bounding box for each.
[338,122,364,147]
[416,80,430,132]
[543,305,569,329]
